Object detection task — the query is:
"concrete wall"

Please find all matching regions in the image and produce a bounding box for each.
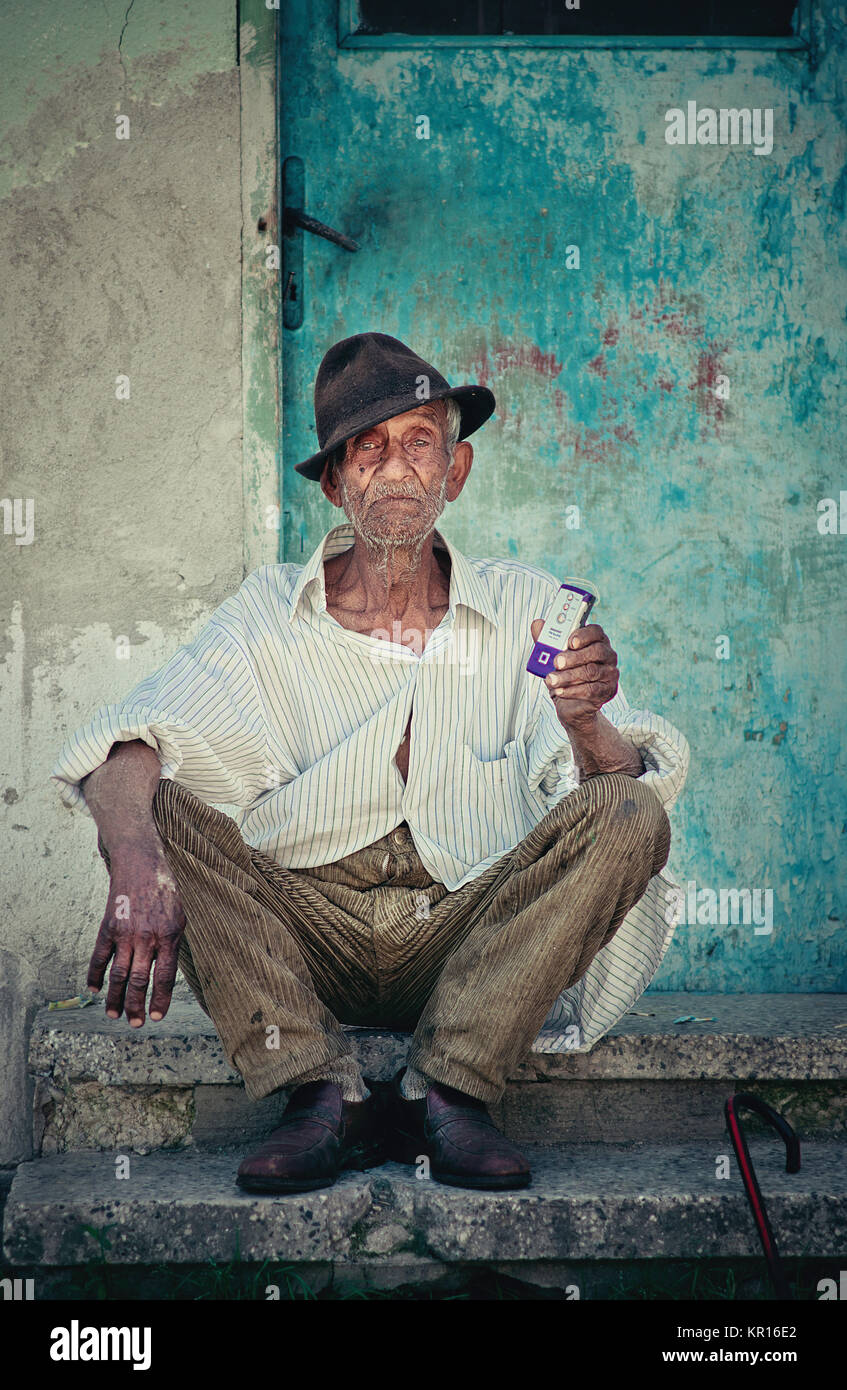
[0,0,244,1164]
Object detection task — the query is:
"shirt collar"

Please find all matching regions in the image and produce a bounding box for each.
[287,522,501,629]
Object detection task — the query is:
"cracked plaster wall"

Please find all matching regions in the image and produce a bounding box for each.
[0,0,242,1163]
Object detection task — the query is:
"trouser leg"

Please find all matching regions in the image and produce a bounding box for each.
[97,778,367,1102]
[404,773,672,1104]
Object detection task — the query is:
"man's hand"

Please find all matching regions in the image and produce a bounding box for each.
[87,840,186,1027]
[530,619,619,731]
[529,618,643,780]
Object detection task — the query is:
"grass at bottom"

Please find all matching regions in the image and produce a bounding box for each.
[26,1257,842,1302]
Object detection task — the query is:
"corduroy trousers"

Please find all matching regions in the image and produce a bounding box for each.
[101,772,671,1105]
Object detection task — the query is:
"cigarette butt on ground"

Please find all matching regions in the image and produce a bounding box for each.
[46,993,98,1011]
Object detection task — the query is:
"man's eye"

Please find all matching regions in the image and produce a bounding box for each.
[411,437,430,447]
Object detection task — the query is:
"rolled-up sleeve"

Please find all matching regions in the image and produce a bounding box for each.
[601,686,690,812]
[524,680,689,813]
[51,617,271,815]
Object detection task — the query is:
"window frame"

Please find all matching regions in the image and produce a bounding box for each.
[338,0,812,50]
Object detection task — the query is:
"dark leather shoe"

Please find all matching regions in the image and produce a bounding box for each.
[386,1069,531,1190]
[236,1080,384,1194]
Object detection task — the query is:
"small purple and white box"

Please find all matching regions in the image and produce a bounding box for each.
[526,578,599,678]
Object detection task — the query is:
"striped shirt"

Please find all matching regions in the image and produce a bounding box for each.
[52,522,690,1053]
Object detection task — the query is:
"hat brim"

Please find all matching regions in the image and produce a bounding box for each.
[293,383,496,481]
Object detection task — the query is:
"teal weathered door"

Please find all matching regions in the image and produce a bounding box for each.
[275,2,846,998]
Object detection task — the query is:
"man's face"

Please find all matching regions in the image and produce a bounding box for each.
[320,401,472,548]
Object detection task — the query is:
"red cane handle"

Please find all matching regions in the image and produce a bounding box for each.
[729,1092,801,1172]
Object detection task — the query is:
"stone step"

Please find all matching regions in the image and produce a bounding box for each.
[4,1141,846,1282]
[28,991,847,1153]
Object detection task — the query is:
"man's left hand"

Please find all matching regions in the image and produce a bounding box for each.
[530,619,619,731]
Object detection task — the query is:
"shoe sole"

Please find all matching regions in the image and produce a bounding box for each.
[387,1141,531,1190]
[235,1148,386,1195]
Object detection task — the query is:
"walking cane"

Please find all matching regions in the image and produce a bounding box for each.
[724,1092,801,1301]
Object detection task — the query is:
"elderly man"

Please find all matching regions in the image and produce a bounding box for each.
[52,332,688,1195]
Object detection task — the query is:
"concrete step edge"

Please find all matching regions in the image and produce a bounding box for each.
[28,992,847,1087]
[4,1141,846,1267]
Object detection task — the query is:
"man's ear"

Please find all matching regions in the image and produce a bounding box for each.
[446,440,473,502]
[319,458,342,507]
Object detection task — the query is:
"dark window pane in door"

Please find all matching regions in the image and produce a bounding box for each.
[356,1,501,35]
[356,0,799,37]
[501,0,797,36]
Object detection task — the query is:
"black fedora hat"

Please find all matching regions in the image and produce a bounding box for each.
[294,332,496,480]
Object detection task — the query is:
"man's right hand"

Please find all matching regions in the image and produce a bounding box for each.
[87,840,186,1027]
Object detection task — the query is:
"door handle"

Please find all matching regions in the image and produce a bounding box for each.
[283,207,359,252]
[282,157,358,330]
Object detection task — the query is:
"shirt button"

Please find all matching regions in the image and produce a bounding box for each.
[390,829,406,848]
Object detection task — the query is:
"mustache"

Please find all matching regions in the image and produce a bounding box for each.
[367,486,426,504]
[337,473,449,518]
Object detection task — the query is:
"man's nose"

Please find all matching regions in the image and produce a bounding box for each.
[376,436,415,473]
